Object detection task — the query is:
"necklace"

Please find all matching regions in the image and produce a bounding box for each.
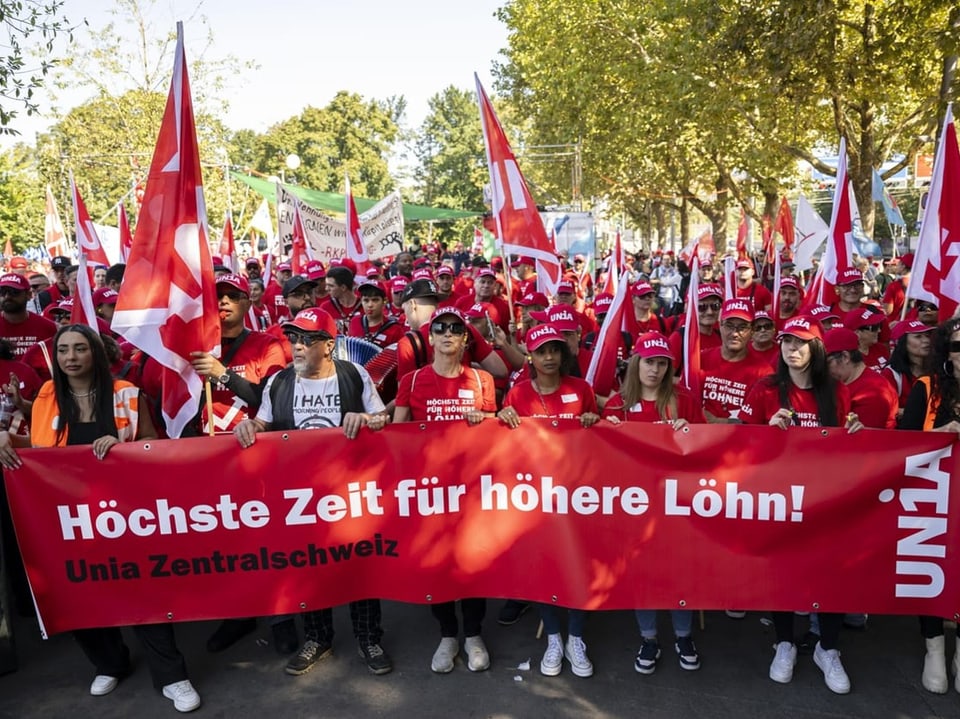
[70,388,95,398]
[532,379,555,416]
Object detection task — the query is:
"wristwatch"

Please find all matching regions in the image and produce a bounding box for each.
[218,370,232,386]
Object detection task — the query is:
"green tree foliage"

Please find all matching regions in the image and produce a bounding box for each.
[496,0,959,245]
[0,0,74,133]
[0,143,45,248]
[411,86,486,247]
[241,91,399,199]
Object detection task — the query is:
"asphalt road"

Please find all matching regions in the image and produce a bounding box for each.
[0,604,957,718]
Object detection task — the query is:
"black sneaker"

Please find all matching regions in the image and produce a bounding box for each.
[272,619,299,656]
[796,631,820,656]
[634,638,661,675]
[359,643,393,675]
[497,600,530,626]
[675,636,701,671]
[285,639,332,676]
[206,618,257,653]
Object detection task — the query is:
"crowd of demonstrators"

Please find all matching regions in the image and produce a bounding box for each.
[0,243,958,711]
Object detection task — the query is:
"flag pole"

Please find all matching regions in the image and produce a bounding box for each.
[204,379,215,438]
[500,245,516,334]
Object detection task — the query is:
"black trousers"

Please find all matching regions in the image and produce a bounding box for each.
[74,624,188,689]
[772,611,842,651]
[302,599,383,646]
[432,599,486,638]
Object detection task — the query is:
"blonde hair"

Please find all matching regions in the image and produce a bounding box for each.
[619,354,677,420]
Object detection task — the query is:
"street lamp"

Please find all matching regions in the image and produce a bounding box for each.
[280,153,301,184]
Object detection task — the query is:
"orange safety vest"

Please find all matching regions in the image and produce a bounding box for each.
[916,376,939,431]
[30,379,141,447]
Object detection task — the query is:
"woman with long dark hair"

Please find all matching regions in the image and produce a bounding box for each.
[0,324,201,713]
[740,316,863,695]
[602,332,703,675]
[899,316,960,694]
[883,320,933,415]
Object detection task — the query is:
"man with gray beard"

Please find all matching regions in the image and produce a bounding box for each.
[233,308,392,677]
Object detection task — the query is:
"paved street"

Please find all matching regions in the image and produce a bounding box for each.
[0,604,957,718]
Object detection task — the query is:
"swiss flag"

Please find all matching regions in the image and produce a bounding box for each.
[217,210,237,272]
[118,203,133,264]
[111,23,220,439]
[908,103,960,322]
[69,172,108,331]
[817,137,855,305]
[475,75,561,296]
[344,174,374,276]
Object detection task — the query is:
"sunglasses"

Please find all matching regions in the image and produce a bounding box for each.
[754,323,775,331]
[430,321,467,336]
[917,303,938,312]
[697,301,721,312]
[858,324,882,332]
[283,331,327,347]
[949,341,960,353]
[0,287,25,296]
[218,291,246,302]
[721,322,751,334]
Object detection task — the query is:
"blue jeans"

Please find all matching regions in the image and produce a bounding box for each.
[634,610,693,639]
[538,604,587,636]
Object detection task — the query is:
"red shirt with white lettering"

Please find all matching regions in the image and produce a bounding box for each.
[503,376,598,419]
[699,348,773,420]
[0,314,57,358]
[740,379,851,427]
[601,385,704,423]
[395,365,496,421]
[395,323,494,385]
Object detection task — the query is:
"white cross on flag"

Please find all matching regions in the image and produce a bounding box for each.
[908,103,960,322]
[475,74,561,295]
[111,22,220,439]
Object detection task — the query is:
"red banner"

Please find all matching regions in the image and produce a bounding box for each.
[5,423,960,635]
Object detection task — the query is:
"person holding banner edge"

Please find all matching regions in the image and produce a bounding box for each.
[739,316,864,694]
[899,316,960,694]
[0,324,203,713]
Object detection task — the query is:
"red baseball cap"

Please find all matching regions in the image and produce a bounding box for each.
[92,287,119,306]
[0,273,29,291]
[632,281,655,298]
[276,261,292,272]
[891,319,933,342]
[779,277,800,290]
[809,305,840,322]
[697,284,723,301]
[389,276,409,293]
[525,324,565,351]
[633,331,673,359]
[365,266,381,278]
[429,306,467,324]
[435,265,454,277]
[593,294,614,314]
[529,305,579,332]
[282,308,337,337]
[899,253,914,269]
[823,328,859,354]
[777,316,823,342]
[464,302,495,319]
[412,268,435,281]
[357,279,387,298]
[9,257,27,270]
[305,260,326,280]
[476,268,496,279]
[753,310,774,324]
[511,256,535,268]
[556,280,576,295]
[517,291,548,307]
[216,273,250,296]
[720,299,754,323]
[836,268,863,286]
[736,259,752,270]
[845,307,884,330]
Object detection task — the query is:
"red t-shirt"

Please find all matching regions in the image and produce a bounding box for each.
[0,314,57,358]
[749,344,780,369]
[503,376,597,419]
[740,379,851,427]
[736,282,773,311]
[263,282,290,325]
[862,343,890,371]
[699,348,774,420]
[667,327,722,369]
[883,278,906,320]
[318,295,363,330]
[347,315,406,348]
[846,366,898,429]
[395,365,496,421]
[21,337,54,382]
[395,323,494,385]
[601,385,704,423]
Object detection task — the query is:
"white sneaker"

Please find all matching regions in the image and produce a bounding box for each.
[769,641,797,684]
[725,610,746,619]
[431,637,458,673]
[922,636,948,694]
[161,679,201,713]
[540,633,563,676]
[953,649,960,694]
[813,642,851,694]
[89,675,119,696]
[464,635,490,672]
[565,635,593,677]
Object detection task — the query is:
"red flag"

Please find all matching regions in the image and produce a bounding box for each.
[217,211,237,273]
[908,103,960,322]
[801,262,825,311]
[69,253,99,332]
[736,210,749,261]
[817,137,855,305]
[44,185,69,258]
[585,272,630,398]
[289,199,310,275]
[111,23,220,439]
[475,75,561,295]
[118,203,133,264]
[70,172,111,271]
[682,253,702,394]
[344,174,374,276]
[761,214,774,265]
[773,196,795,255]
[771,250,783,320]
[600,230,623,295]
[696,229,715,262]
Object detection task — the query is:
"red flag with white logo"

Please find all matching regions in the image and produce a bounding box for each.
[344,174,374,276]
[217,211,237,273]
[585,272,629,398]
[118,203,133,264]
[69,172,109,332]
[817,137,855,305]
[111,23,220,439]
[907,103,960,322]
[289,198,310,275]
[475,75,561,296]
